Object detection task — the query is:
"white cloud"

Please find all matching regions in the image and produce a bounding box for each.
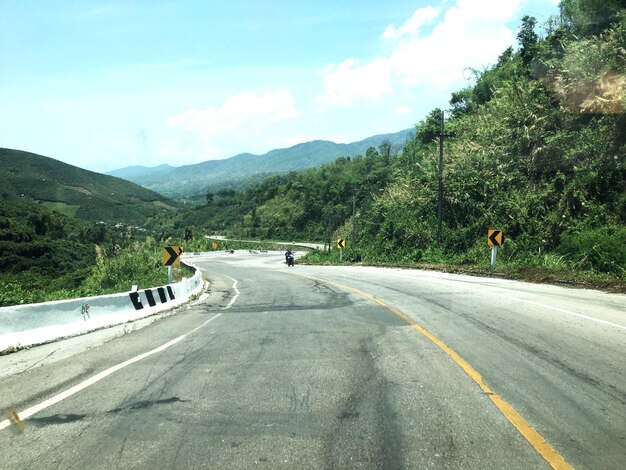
[396,106,412,115]
[315,57,392,107]
[317,0,523,106]
[163,90,300,160]
[382,6,441,39]
[167,90,299,134]
[390,1,519,90]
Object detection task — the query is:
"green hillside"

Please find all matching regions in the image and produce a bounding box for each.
[0,148,176,224]
[0,200,96,305]
[171,4,626,281]
[0,199,179,307]
[108,129,414,202]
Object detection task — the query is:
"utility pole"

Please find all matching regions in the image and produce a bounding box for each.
[437,110,444,244]
[436,110,454,244]
[352,188,356,248]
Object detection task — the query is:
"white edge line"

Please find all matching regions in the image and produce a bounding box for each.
[224,276,240,310]
[1,313,222,431]
[379,268,626,331]
[427,272,626,331]
[513,297,626,331]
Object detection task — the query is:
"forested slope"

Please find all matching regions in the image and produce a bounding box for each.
[108,129,413,202]
[0,149,176,224]
[168,2,626,278]
[0,201,98,305]
[0,200,176,307]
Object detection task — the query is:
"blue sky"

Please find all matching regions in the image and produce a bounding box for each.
[0,0,559,172]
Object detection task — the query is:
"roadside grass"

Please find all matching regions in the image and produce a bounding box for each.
[78,243,168,296]
[0,239,191,307]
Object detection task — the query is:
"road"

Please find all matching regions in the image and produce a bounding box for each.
[1,251,625,469]
[205,235,325,250]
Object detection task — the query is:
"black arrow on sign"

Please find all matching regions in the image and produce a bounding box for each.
[164,246,181,266]
[489,230,502,247]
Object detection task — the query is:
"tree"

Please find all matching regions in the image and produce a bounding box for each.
[89,223,107,243]
[416,108,443,145]
[561,0,624,37]
[378,141,392,163]
[517,15,538,68]
[450,88,476,118]
[365,147,379,159]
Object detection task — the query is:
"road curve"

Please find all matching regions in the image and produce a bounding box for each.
[0,251,624,469]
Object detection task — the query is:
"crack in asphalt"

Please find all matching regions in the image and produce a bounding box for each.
[27,396,190,428]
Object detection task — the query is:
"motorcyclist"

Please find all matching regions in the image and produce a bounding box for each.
[285,249,294,266]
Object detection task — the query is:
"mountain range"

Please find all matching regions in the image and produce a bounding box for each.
[0,148,175,224]
[108,128,414,201]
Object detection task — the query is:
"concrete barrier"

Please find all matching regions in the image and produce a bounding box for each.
[0,262,204,353]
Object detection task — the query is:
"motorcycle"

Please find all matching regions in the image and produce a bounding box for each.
[286,252,295,267]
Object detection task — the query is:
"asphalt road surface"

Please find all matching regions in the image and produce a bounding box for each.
[1,251,625,469]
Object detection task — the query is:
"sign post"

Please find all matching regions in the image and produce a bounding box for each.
[163,246,183,284]
[487,230,503,269]
[337,239,346,262]
[490,246,498,269]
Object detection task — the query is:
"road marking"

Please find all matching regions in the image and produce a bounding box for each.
[0,313,222,432]
[495,295,626,332]
[305,275,574,470]
[223,276,240,310]
[417,273,625,331]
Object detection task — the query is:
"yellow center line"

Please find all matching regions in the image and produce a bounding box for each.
[304,274,573,470]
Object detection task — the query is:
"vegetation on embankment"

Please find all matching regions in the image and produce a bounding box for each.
[0,201,186,306]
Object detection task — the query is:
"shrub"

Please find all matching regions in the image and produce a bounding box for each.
[558,225,626,276]
[80,242,167,295]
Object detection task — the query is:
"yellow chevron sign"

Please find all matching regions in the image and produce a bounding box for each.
[488,230,503,247]
[163,246,183,266]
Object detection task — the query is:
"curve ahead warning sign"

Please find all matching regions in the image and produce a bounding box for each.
[163,246,183,267]
[488,230,503,247]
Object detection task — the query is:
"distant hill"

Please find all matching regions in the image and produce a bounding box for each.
[0,148,176,224]
[108,128,414,201]
[107,163,174,180]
